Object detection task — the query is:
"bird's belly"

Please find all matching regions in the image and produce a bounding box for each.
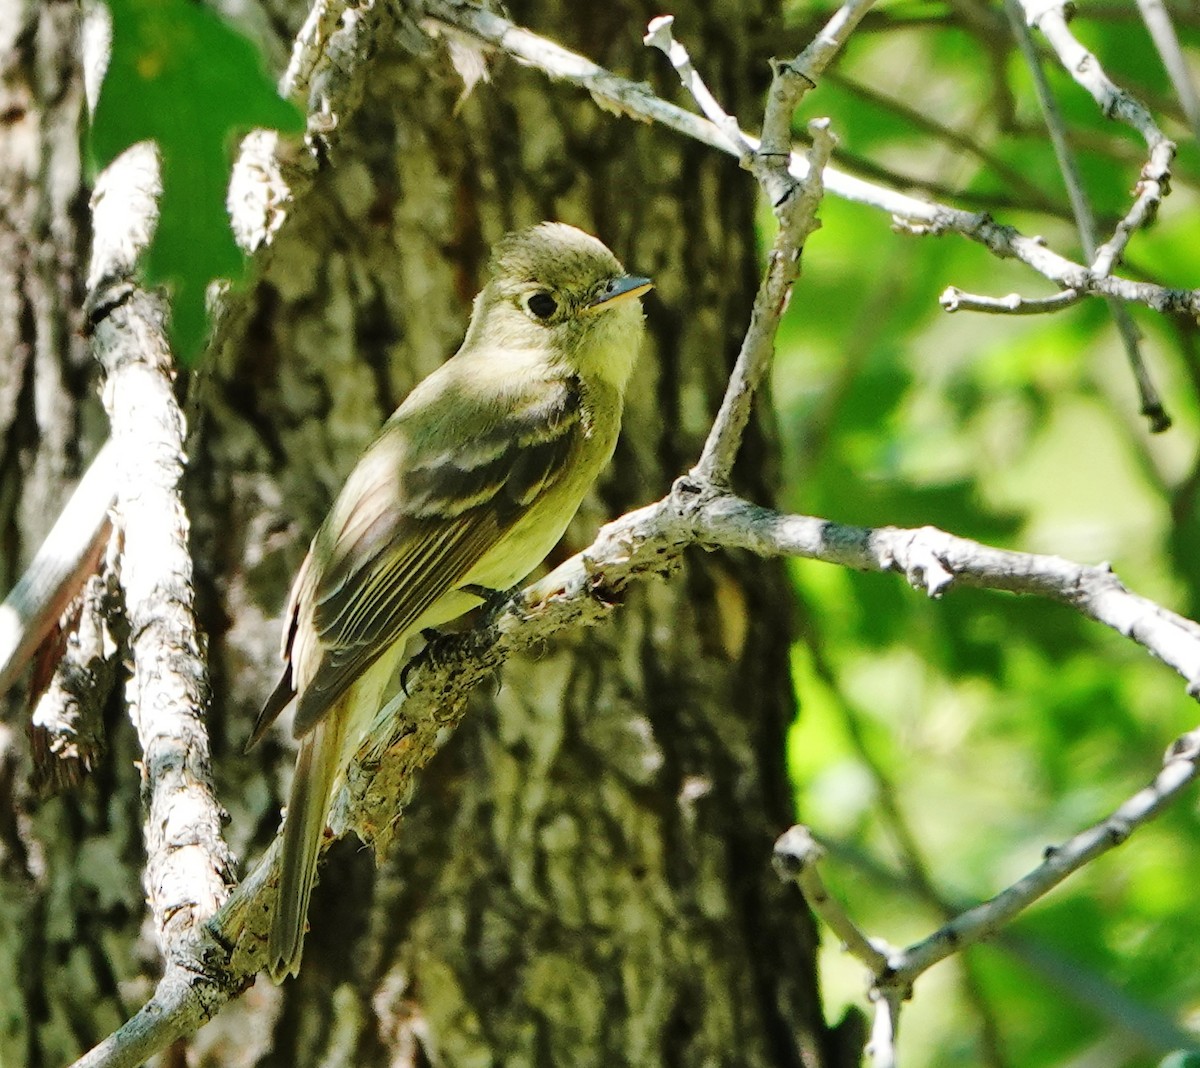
[464,497,580,593]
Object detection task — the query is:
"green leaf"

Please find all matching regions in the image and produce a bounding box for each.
[91,0,304,364]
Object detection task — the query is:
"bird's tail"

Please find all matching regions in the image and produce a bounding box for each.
[268,710,345,982]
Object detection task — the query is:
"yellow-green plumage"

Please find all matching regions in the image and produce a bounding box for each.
[249,223,650,981]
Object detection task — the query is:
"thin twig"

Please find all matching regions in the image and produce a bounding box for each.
[643,16,750,157]
[791,610,1008,1068]
[940,286,1082,314]
[774,728,1200,1065]
[888,728,1200,982]
[690,123,834,484]
[866,988,902,1068]
[1020,0,1176,278]
[1135,0,1200,143]
[773,826,891,973]
[644,15,837,482]
[789,0,878,89]
[1006,0,1169,430]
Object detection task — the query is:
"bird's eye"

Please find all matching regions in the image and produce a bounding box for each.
[526,292,557,320]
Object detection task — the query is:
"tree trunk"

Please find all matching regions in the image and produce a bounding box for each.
[0,4,153,1067]
[1,3,841,1065]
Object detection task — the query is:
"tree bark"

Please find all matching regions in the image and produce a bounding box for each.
[2,3,841,1065]
[0,3,151,1066]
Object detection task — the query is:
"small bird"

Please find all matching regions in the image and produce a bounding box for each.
[247,222,651,981]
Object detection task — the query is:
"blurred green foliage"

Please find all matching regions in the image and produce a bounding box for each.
[91,0,302,364]
[775,1,1200,1063]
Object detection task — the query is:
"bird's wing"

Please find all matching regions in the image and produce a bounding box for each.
[279,372,586,738]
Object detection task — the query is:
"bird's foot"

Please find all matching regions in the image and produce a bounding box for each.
[400,628,458,695]
[461,582,525,622]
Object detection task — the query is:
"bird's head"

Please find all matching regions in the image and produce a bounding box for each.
[466,222,652,391]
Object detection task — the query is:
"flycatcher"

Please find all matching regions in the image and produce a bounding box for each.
[247,222,652,981]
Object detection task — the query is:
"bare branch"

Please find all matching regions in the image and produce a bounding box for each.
[423,0,1200,318]
[691,125,833,485]
[692,498,1200,689]
[1019,0,1176,278]
[773,826,891,974]
[940,285,1082,314]
[1004,0,1169,430]
[789,0,878,91]
[866,988,902,1068]
[88,143,237,955]
[772,730,1200,1065]
[644,15,839,484]
[643,15,751,157]
[890,728,1200,982]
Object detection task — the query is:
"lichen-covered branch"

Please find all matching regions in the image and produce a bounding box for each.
[88,143,236,956]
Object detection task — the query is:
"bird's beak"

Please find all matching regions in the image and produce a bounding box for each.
[584,274,654,314]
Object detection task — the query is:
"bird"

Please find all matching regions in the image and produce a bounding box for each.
[246,222,652,981]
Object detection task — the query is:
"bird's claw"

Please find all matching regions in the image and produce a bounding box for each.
[462,582,524,621]
[400,629,457,695]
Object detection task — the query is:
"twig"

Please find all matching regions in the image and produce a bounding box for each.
[890,727,1200,981]
[791,609,1008,1067]
[825,839,1195,1052]
[1135,0,1200,144]
[757,0,875,195]
[692,124,833,483]
[1019,0,1176,278]
[774,730,1200,1065]
[773,826,890,973]
[789,0,878,90]
[693,498,1200,689]
[645,16,836,483]
[88,142,237,955]
[940,286,1081,314]
[642,16,750,157]
[1005,0,1169,430]
[866,988,902,1068]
